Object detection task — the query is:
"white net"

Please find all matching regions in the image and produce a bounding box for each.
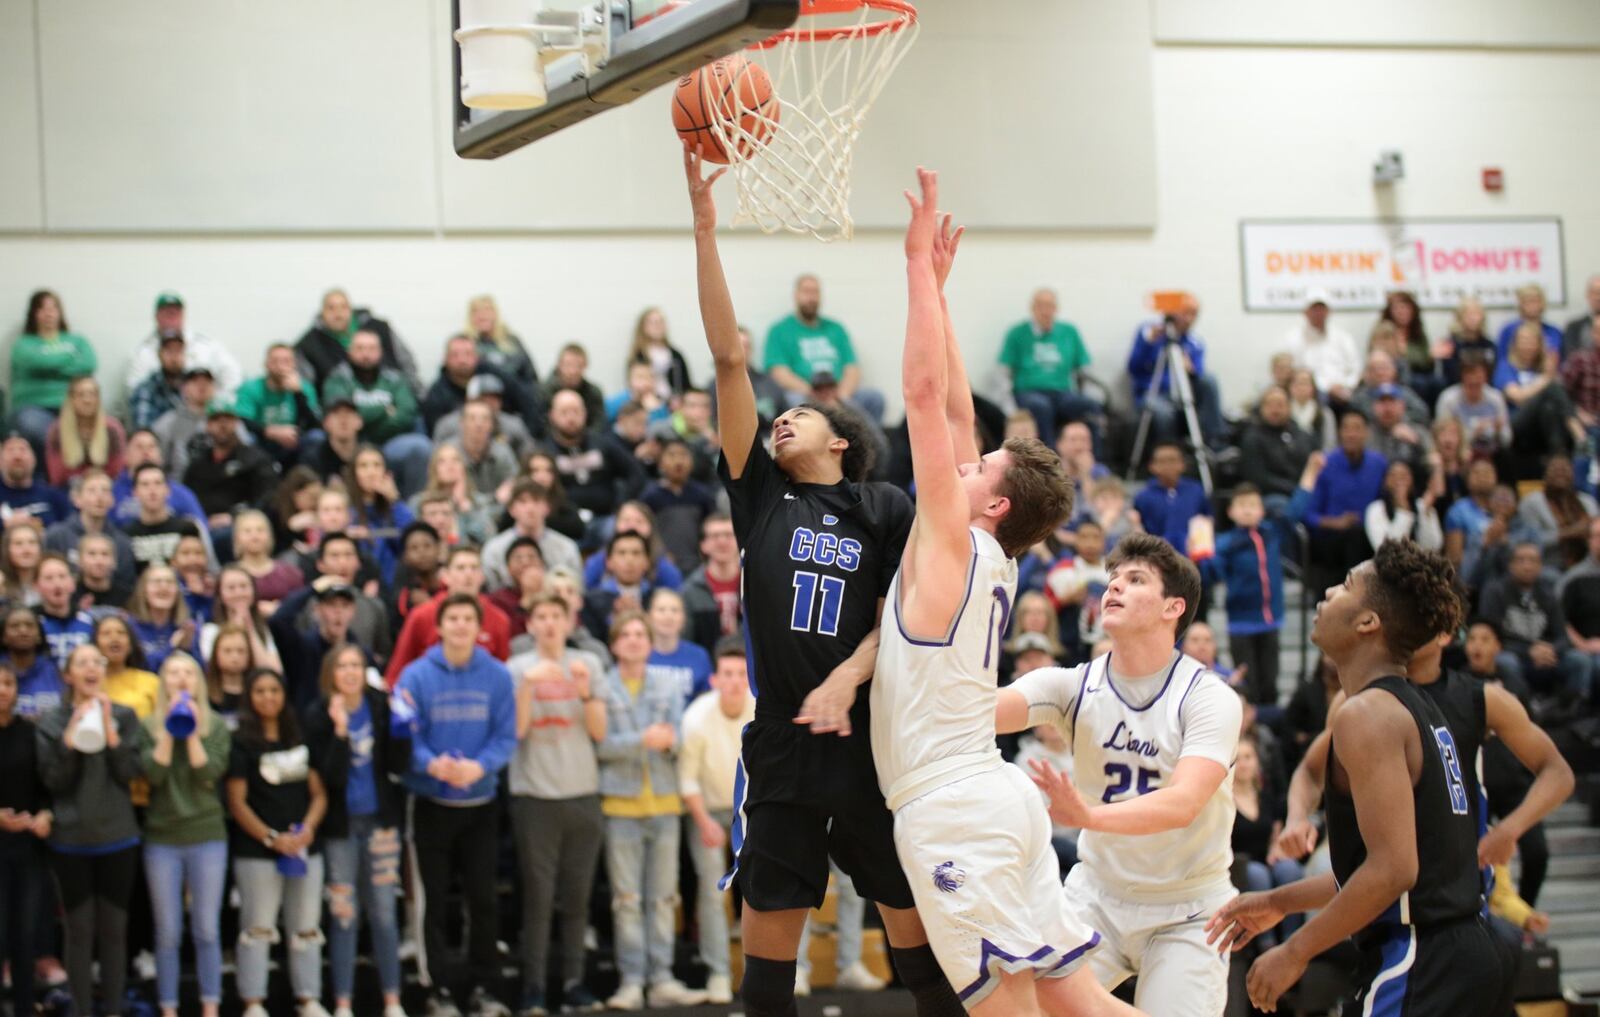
[704,1,917,242]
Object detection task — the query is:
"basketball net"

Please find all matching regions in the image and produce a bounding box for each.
[710,0,917,242]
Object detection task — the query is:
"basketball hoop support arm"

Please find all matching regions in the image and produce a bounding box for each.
[452,1,616,80]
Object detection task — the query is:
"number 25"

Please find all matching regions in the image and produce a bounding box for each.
[1102,763,1159,803]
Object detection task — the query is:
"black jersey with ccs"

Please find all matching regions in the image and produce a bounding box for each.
[718,430,916,911]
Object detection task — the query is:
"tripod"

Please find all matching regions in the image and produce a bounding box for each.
[1126,324,1213,493]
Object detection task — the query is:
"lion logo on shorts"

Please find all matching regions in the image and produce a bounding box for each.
[932,861,966,893]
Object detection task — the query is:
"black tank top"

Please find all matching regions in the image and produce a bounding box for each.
[1327,675,1482,934]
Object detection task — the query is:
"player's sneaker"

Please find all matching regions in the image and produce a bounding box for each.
[705,974,733,1004]
[835,961,886,991]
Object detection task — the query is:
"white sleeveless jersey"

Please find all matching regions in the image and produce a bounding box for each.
[870,527,1016,812]
[1008,652,1242,903]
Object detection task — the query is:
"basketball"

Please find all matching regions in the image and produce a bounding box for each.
[671,55,778,164]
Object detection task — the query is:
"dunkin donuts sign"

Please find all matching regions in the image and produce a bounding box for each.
[1239,218,1565,311]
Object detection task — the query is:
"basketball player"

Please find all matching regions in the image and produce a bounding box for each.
[995,532,1242,1017]
[1207,541,1503,1015]
[870,168,1140,1017]
[684,149,965,1017]
[1270,625,1573,1016]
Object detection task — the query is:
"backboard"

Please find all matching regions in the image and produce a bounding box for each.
[451,0,799,160]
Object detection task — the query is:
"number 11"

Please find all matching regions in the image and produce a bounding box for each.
[791,571,846,636]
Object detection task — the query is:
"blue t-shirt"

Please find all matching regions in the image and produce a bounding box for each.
[647,641,714,703]
[345,698,379,818]
[10,655,64,719]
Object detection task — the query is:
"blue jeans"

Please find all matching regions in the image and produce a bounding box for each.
[684,810,733,978]
[144,840,228,1008]
[1243,857,1306,947]
[1014,389,1103,451]
[382,432,434,498]
[10,405,57,466]
[797,863,865,974]
[605,813,680,988]
[1498,648,1595,702]
[234,854,325,1002]
[324,815,403,1000]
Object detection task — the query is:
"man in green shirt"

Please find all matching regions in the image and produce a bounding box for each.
[762,274,885,423]
[320,329,433,496]
[998,288,1102,453]
[233,343,323,466]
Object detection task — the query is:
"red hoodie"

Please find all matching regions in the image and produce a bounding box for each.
[384,590,512,687]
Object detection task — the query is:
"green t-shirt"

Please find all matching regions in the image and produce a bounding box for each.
[764,314,856,381]
[999,320,1090,392]
[234,376,321,429]
[10,332,98,410]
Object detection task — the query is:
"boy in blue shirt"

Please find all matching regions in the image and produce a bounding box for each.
[1132,441,1211,551]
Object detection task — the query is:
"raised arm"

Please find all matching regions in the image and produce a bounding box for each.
[685,148,758,478]
[929,214,978,466]
[899,169,973,637]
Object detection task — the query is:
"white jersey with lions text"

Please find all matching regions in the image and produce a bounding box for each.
[1008,651,1241,903]
[871,526,1015,811]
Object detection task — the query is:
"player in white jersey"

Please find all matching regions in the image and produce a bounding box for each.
[997,532,1243,1017]
[870,168,1142,1017]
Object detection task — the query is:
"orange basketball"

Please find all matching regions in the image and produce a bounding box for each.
[672,55,778,164]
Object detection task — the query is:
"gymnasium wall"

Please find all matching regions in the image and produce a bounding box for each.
[2,0,1598,415]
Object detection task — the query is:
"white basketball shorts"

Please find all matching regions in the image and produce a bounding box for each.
[892,764,1102,1010]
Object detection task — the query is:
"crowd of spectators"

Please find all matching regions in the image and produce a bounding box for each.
[1,273,1597,1017]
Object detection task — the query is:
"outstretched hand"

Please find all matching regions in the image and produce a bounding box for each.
[931,212,964,289]
[684,146,728,232]
[903,166,939,261]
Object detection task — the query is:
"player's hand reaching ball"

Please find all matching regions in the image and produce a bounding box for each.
[684,147,727,233]
[1027,758,1093,830]
[930,212,964,289]
[902,166,939,262]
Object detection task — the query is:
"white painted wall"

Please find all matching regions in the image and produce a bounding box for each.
[2,35,1597,419]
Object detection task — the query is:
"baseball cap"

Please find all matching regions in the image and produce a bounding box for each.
[1008,632,1062,659]
[1304,287,1331,307]
[810,369,838,389]
[154,291,184,311]
[1373,382,1405,399]
[467,374,505,399]
[315,582,358,603]
[323,395,359,415]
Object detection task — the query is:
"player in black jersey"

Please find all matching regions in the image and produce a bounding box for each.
[1274,629,1574,1015]
[685,149,964,1017]
[1207,541,1502,1015]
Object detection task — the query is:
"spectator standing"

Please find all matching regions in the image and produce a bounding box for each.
[127,564,198,674]
[999,288,1100,447]
[3,603,62,718]
[44,376,125,487]
[269,578,366,715]
[0,662,51,1017]
[764,274,885,422]
[595,611,706,1010]
[124,292,243,398]
[321,329,433,497]
[10,289,97,452]
[645,588,713,702]
[1285,289,1360,407]
[677,638,754,1006]
[302,644,410,1017]
[35,643,144,1017]
[384,545,512,686]
[504,595,608,1016]
[396,593,517,1017]
[37,554,94,672]
[581,531,656,641]
[224,668,332,1017]
[141,652,231,1017]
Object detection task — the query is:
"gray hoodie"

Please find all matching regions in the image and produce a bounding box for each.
[35,701,144,850]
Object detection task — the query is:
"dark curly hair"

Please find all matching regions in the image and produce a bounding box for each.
[802,401,876,483]
[1366,539,1462,662]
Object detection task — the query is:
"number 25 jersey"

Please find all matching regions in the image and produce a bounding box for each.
[719,433,913,722]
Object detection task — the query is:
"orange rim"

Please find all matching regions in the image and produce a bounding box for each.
[754,0,916,47]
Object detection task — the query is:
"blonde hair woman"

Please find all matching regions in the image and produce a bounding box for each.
[45,376,127,487]
[625,306,693,399]
[142,652,231,1017]
[461,294,537,388]
[406,443,496,546]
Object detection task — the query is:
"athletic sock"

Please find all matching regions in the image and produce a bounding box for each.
[892,944,967,1017]
[740,955,800,1017]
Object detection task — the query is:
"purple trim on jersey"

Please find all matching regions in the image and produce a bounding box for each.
[891,530,979,648]
[1068,656,1099,732]
[957,932,1103,1003]
[1176,660,1211,714]
[1104,651,1182,713]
